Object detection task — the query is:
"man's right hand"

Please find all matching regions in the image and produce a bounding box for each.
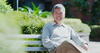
[81,44,88,51]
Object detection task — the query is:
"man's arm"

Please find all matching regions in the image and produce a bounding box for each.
[41,24,56,49]
[70,27,88,50]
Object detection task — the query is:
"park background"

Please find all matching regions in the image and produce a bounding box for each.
[0,0,100,53]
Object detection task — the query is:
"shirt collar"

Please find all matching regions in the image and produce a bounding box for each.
[52,22,65,27]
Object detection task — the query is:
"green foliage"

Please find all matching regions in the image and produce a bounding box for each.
[63,18,91,33]
[40,11,52,18]
[64,0,89,16]
[12,11,45,34]
[90,25,100,41]
[64,0,100,24]
[92,0,100,25]
[18,3,51,18]
[0,10,45,34]
[0,0,26,53]
[0,12,26,53]
[72,0,88,8]
[0,0,13,13]
[0,13,21,34]
[16,3,52,34]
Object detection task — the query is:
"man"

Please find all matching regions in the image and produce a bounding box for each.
[42,4,88,53]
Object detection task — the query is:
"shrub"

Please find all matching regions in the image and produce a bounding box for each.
[0,0,13,13]
[0,12,26,53]
[90,25,100,41]
[63,18,91,33]
[11,11,45,34]
[18,3,51,18]
[0,13,21,34]
[0,10,45,34]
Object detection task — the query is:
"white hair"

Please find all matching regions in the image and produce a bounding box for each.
[52,4,65,14]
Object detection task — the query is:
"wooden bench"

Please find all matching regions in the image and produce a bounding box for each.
[22,33,89,52]
[22,34,47,52]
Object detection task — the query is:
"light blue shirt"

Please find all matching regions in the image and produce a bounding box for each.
[42,22,87,52]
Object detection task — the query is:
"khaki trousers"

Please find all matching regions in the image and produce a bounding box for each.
[50,41,81,53]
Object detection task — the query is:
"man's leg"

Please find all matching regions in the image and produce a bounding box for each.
[50,41,81,53]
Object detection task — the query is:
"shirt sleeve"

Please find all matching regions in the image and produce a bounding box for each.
[70,27,88,46]
[41,24,56,49]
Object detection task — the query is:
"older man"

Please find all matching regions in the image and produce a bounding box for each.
[42,4,88,53]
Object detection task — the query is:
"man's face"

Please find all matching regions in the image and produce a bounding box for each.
[53,8,65,22]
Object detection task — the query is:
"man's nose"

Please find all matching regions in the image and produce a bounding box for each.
[57,15,60,17]
[58,14,62,16]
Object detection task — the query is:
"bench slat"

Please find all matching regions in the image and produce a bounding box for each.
[22,35,41,39]
[24,41,42,45]
[25,47,47,51]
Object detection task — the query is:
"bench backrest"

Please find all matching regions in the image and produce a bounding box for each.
[22,33,89,51]
[22,34,47,51]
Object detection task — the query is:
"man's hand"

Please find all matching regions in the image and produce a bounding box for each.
[81,44,88,51]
